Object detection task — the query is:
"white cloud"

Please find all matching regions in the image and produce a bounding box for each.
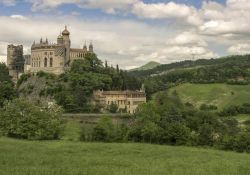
[132,1,202,26]
[169,31,207,47]
[26,0,138,13]
[228,43,250,55]
[1,0,16,6]
[10,15,27,20]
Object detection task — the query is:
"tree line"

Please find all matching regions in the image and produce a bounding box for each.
[80,91,250,153]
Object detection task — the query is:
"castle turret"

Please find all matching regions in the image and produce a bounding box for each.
[57,33,64,45]
[40,38,42,44]
[62,26,71,64]
[83,41,87,51]
[89,42,93,53]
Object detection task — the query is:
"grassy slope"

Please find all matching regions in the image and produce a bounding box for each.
[1,137,250,175]
[169,83,250,109]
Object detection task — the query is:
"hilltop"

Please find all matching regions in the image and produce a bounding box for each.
[128,55,250,77]
[130,61,161,71]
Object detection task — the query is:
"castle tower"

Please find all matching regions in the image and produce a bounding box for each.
[62,26,71,65]
[57,33,64,45]
[89,42,93,53]
[7,44,24,81]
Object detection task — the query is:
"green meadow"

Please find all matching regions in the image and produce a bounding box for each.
[1,136,250,175]
[169,83,250,109]
[0,119,250,175]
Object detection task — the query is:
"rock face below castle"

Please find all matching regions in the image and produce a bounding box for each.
[25,26,94,75]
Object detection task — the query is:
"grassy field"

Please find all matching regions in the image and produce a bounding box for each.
[169,83,250,109]
[1,136,250,175]
[1,113,250,175]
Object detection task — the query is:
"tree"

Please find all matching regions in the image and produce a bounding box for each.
[0,63,11,82]
[0,81,16,107]
[0,63,16,107]
[108,102,118,113]
[0,98,64,140]
[92,116,115,142]
[163,123,191,145]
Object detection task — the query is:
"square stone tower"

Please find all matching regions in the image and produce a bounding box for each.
[7,44,24,82]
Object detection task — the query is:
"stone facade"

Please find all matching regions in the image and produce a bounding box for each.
[7,44,25,82]
[93,90,147,114]
[25,26,94,75]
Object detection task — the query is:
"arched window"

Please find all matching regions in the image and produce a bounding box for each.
[44,57,47,67]
[50,58,53,67]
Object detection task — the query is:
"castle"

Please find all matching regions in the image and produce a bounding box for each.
[7,26,94,79]
[6,27,146,113]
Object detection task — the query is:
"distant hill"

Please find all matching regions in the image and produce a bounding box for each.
[168,83,250,110]
[131,61,160,71]
[128,55,250,77]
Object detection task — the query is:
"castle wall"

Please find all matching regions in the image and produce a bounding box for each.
[28,47,65,75]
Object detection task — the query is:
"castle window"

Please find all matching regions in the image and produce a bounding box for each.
[44,52,47,55]
[44,57,47,67]
[50,58,53,67]
[50,52,53,55]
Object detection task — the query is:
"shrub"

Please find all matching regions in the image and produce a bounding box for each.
[0,98,64,140]
[92,116,115,142]
[200,104,218,111]
[163,123,191,145]
[0,81,16,107]
[108,102,118,113]
[233,131,250,153]
[17,73,31,86]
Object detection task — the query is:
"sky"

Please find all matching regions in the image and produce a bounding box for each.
[0,0,249,69]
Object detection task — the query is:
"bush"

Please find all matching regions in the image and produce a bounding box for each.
[92,116,115,142]
[233,131,250,153]
[0,82,16,107]
[0,98,64,140]
[163,123,191,145]
[108,102,118,113]
[220,131,250,153]
[200,104,218,111]
[17,73,31,86]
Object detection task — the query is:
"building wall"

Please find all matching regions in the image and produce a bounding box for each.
[28,47,65,75]
[93,90,146,114]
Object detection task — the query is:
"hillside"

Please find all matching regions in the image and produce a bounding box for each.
[129,55,250,77]
[131,61,160,71]
[0,137,250,175]
[168,83,250,110]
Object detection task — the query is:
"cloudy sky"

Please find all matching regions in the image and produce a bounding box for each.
[0,0,249,69]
